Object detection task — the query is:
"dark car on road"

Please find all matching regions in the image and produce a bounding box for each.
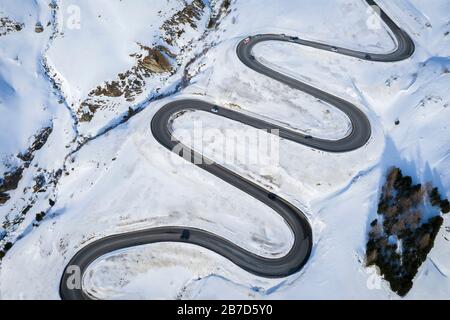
[181,229,190,240]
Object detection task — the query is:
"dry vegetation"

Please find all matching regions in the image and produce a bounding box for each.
[366,167,449,296]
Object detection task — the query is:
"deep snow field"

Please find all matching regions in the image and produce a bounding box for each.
[0,0,449,299]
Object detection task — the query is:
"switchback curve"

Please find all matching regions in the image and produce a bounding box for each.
[60,0,414,300]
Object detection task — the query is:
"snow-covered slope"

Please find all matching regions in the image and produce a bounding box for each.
[0,0,449,299]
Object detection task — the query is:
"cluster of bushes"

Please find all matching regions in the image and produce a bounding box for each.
[366,167,448,296]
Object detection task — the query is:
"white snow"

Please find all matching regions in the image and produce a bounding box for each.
[1,0,449,300]
[0,0,55,170]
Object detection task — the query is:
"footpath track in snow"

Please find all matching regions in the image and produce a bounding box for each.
[60,0,414,300]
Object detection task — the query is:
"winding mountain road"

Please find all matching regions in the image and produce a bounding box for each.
[60,0,414,300]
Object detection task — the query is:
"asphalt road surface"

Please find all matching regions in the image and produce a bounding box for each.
[60,0,414,300]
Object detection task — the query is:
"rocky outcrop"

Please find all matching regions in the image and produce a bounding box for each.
[0,17,24,36]
[162,0,206,45]
[0,127,52,205]
[78,45,174,122]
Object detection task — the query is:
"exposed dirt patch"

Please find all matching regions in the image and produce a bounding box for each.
[0,17,24,36]
[138,46,173,73]
[34,22,44,33]
[366,167,448,296]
